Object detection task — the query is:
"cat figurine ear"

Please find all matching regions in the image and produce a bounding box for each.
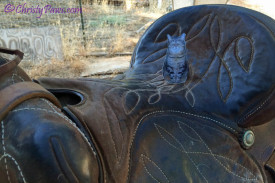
[167,34,172,42]
[179,33,186,41]
[167,33,186,42]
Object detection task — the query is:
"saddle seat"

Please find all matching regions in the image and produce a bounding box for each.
[0,4,274,183]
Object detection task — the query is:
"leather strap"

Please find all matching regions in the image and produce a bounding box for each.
[0,82,61,121]
[0,47,24,75]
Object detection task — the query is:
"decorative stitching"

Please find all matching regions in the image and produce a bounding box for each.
[186,151,259,177]
[2,121,11,183]
[103,87,128,161]
[177,121,201,142]
[4,158,11,183]
[241,89,274,122]
[154,123,208,182]
[154,23,180,43]
[11,108,97,156]
[1,121,26,183]
[210,16,221,51]
[142,163,161,183]
[127,110,238,182]
[148,90,161,104]
[41,98,58,113]
[185,86,196,107]
[217,60,233,102]
[142,48,167,64]
[186,14,212,42]
[234,37,254,73]
[122,90,141,115]
[0,154,27,183]
[179,121,259,181]
[140,154,170,183]
[154,124,184,152]
[103,97,120,161]
[207,17,254,103]
[1,121,6,153]
[156,120,259,181]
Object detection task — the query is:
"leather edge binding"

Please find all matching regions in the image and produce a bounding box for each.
[0,81,62,122]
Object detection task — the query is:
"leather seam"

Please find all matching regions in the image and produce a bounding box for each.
[154,123,208,182]
[1,121,26,183]
[140,154,170,183]
[177,122,258,180]
[127,110,238,182]
[1,121,11,183]
[11,107,97,156]
[239,88,274,123]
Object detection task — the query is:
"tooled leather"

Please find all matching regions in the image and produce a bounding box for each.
[0,82,62,122]
[125,5,275,126]
[128,112,264,182]
[38,77,262,182]
[0,98,100,183]
[0,4,273,183]
[0,52,100,182]
[36,5,275,182]
[238,88,275,127]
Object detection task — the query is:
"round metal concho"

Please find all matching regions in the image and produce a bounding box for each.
[242,130,255,149]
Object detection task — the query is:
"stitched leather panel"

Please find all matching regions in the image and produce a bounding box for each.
[125,5,275,126]
[0,98,100,183]
[37,78,242,182]
[0,82,62,122]
[35,5,275,182]
[129,112,264,183]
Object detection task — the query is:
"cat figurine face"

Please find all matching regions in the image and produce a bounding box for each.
[163,33,189,84]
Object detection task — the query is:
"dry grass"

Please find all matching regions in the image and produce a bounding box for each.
[15,0,275,79]
[6,1,171,78]
[19,57,89,79]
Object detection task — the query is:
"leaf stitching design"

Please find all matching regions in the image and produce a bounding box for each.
[217,61,233,102]
[141,154,170,183]
[186,14,212,41]
[123,90,140,115]
[142,48,167,64]
[235,37,254,72]
[148,91,161,104]
[155,23,179,43]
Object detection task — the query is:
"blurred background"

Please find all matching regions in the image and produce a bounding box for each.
[0,0,274,79]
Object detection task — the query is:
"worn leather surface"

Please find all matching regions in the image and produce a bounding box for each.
[124,5,275,127]
[0,81,62,122]
[37,5,275,183]
[0,51,100,182]
[1,4,275,183]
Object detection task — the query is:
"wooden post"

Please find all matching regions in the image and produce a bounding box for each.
[157,0,162,9]
[125,0,132,11]
[172,0,194,10]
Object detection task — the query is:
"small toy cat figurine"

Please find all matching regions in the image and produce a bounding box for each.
[163,33,189,84]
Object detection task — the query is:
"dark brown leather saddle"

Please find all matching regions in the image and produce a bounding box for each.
[0,5,274,183]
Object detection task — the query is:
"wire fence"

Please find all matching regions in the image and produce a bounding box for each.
[0,0,172,61]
